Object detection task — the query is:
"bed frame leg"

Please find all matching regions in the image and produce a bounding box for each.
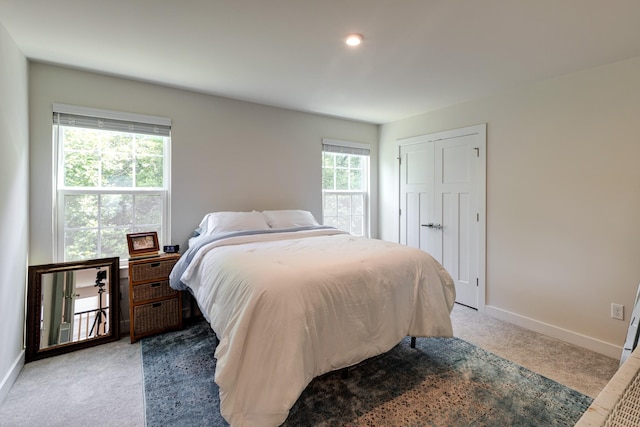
[410,337,416,348]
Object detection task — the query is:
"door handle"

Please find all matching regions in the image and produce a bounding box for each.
[421,223,443,230]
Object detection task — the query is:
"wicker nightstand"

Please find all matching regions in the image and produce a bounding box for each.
[128,253,182,343]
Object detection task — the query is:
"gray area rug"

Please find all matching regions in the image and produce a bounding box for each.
[141,320,592,426]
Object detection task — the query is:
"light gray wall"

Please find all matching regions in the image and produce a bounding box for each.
[0,22,29,404]
[379,56,640,358]
[28,63,379,264]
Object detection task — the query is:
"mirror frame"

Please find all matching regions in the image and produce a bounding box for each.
[26,257,120,363]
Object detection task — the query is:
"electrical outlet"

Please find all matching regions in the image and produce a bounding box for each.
[611,303,624,321]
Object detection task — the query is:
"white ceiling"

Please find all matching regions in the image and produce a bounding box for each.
[2,0,640,124]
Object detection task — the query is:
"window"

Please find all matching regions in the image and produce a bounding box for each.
[321,139,370,237]
[53,104,171,262]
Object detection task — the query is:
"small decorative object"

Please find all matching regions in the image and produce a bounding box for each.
[127,231,160,257]
[163,244,179,254]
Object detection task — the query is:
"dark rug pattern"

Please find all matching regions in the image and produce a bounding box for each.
[141,320,592,426]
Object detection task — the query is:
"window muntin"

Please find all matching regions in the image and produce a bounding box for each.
[322,150,369,237]
[54,109,170,263]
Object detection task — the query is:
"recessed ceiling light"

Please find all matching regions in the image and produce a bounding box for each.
[345,33,363,47]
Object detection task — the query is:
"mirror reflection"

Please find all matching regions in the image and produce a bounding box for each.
[26,257,120,362]
[39,266,112,349]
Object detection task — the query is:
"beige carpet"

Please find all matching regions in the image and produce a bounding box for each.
[450,305,619,398]
[0,335,143,426]
[0,304,620,426]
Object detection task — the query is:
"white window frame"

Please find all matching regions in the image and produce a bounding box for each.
[321,138,371,237]
[52,103,172,264]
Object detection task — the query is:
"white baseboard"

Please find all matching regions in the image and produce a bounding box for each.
[485,305,622,360]
[0,350,24,406]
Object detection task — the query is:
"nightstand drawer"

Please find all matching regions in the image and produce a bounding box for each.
[132,298,181,335]
[131,279,177,303]
[130,258,177,282]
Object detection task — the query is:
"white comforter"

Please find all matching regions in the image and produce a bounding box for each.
[175,228,455,426]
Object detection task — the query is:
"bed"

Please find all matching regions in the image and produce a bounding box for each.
[169,210,456,426]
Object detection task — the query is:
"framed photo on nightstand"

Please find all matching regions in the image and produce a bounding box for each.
[126,231,160,257]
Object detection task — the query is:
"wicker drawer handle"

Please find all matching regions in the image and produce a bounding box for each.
[150,282,161,288]
[150,262,161,268]
[152,302,162,308]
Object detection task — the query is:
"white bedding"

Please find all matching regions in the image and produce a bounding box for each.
[174,228,456,426]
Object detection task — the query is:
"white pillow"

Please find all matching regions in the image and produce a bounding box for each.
[262,210,319,229]
[198,211,270,235]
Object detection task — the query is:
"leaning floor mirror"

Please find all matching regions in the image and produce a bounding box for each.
[26,257,120,363]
